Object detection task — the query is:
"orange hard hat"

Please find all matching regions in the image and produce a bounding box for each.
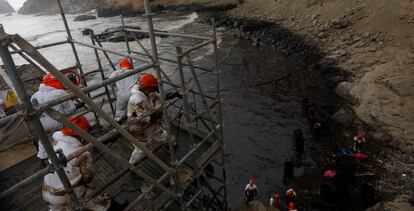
[248,178,254,185]
[119,58,132,70]
[357,133,363,139]
[288,202,295,210]
[61,115,90,137]
[43,73,65,90]
[139,73,158,88]
[286,189,295,197]
[273,193,280,200]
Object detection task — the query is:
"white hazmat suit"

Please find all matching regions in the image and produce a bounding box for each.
[109,68,139,122]
[31,84,76,159]
[127,84,167,164]
[42,131,111,211]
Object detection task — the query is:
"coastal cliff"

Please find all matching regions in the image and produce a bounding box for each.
[0,0,15,14]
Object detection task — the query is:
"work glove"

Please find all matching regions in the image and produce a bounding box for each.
[165,91,182,100]
[75,101,85,109]
[150,110,163,123]
[67,74,78,85]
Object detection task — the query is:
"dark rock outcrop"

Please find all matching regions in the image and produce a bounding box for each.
[0,0,15,14]
[74,14,97,21]
[18,0,95,15]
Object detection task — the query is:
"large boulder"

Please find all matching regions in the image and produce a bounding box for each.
[74,14,97,22]
[0,0,15,14]
[94,26,147,42]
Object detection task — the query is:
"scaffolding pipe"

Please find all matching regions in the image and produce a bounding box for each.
[71,39,152,64]
[130,49,214,73]
[133,34,152,60]
[125,171,170,210]
[90,31,116,116]
[93,37,117,71]
[9,40,68,54]
[180,40,214,56]
[57,0,103,130]
[0,34,82,208]
[178,126,218,165]
[186,189,203,208]
[125,28,210,41]
[212,18,228,211]
[121,16,134,68]
[0,167,49,200]
[185,54,215,131]
[9,44,44,71]
[162,80,215,100]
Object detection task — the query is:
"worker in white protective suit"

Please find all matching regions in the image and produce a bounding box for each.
[31,73,78,163]
[110,58,139,122]
[42,115,114,211]
[127,73,167,164]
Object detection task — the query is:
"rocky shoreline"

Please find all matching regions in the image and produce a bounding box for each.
[200,7,414,209]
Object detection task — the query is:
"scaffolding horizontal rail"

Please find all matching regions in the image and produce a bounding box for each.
[9,40,68,54]
[125,27,210,41]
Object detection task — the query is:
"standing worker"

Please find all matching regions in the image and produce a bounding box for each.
[42,116,115,210]
[353,133,366,153]
[110,58,139,123]
[127,73,167,164]
[31,73,77,164]
[285,188,297,205]
[244,178,258,206]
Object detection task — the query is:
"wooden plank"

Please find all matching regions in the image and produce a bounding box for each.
[196,141,221,168]
[153,192,172,210]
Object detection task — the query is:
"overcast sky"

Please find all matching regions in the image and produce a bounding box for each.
[8,0,26,10]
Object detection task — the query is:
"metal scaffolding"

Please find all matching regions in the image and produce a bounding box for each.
[0,0,227,210]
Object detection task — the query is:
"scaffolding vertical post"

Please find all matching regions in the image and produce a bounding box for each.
[212,18,227,211]
[57,0,83,75]
[57,0,102,129]
[0,31,82,209]
[142,2,178,203]
[90,31,116,116]
[176,46,205,210]
[94,37,117,71]
[121,15,134,68]
[142,0,168,124]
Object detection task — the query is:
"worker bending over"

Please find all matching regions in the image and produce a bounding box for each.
[353,133,366,153]
[269,193,281,209]
[127,73,167,164]
[31,73,77,163]
[110,58,139,122]
[42,116,114,210]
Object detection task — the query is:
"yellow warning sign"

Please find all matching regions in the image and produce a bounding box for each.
[5,90,19,107]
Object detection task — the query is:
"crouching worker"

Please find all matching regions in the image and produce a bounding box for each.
[42,116,115,210]
[31,73,78,164]
[110,58,139,123]
[127,73,167,164]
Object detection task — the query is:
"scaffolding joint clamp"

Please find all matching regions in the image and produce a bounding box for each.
[56,148,68,167]
[48,150,67,173]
